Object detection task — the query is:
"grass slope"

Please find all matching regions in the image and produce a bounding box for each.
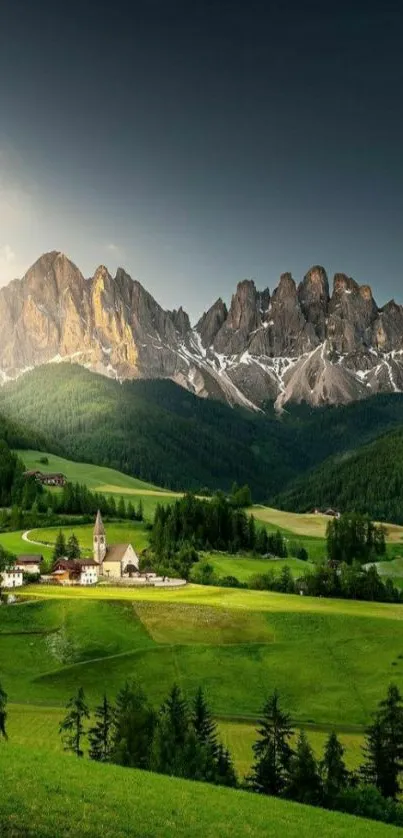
[199,552,314,582]
[16,448,178,518]
[4,589,403,730]
[0,745,400,838]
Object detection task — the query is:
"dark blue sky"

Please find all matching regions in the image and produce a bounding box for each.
[0,0,402,319]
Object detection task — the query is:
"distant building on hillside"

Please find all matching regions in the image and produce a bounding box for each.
[93,510,139,578]
[23,470,66,487]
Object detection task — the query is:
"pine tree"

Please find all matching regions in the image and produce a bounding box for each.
[286,730,322,805]
[136,499,144,521]
[215,743,237,787]
[117,497,126,519]
[151,684,192,776]
[52,529,66,564]
[362,684,403,799]
[192,687,217,752]
[321,731,348,804]
[127,501,135,520]
[59,687,89,757]
[248,690,294,795]
[66,533,81,560]
[112,681,155,769]
[88,694,115,762]
[248,514,256,550]
[0,681,8,740]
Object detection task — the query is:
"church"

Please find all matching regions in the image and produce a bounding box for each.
[93,510,139,578]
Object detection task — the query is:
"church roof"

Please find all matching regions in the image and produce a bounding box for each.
[104,544,131,563]
[94,510,105,535]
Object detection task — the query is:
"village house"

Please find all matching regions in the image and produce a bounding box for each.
[93,510,139,578]
[1,566,23,588]
[51,559,100,586]
[15,555,43,575]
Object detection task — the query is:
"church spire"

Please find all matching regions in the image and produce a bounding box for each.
[93,510,107,567]
[94,510,105,536]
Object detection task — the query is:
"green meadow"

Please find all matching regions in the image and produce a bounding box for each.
[1,745,399,838]
[15,448,180,519]
[198,551,314,581]
[3,587,403,733]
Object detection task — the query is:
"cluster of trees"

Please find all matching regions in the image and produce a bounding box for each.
[236,562,401,603]
[151,493,287,565]
[52,531,82,563]
[0,476,144,534]
[247,684,403,828]
[326,513,386,565]
[59,682,236,787]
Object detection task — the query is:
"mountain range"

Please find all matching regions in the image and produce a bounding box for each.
[2,250,403,409]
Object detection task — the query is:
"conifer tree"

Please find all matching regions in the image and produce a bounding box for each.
[59,687,89,757]
[52,529,66,564]
[0,681,8,740]
[117,497,126,519]
[362,684,403,799]
[321,731,348,804]
[151,684,192,777]
[112,681,155,769]
[248,690,294,795]
[66,533,81,559]
[192,687,217,752]
[88,694,115,762]
[215,743,237,787]
[286,730,322,805]
[136,499,144,521]
[127,501,135,520]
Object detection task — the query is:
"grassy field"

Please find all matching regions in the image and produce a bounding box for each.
[3,588,403,731]
[1,746,399,838]
[15,449,179,519]
[199,552,314,582]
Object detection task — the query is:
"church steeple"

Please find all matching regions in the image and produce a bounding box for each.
[93,510,107,567]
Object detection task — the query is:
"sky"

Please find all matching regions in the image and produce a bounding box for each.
[0,0,402,321]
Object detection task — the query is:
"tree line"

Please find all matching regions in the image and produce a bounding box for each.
[0,677,401,830]
[247,683,403,828]
[58,682,236,788]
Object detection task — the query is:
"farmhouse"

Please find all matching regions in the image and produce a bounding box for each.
[23,470,67,487]
[15,555,43,575]
[1,566,23,588]
[51,559,99,586]
[93,510,139,578]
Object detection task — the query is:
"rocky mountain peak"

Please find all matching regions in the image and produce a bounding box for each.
[0,250,402,411]
[276,272,297,298]
[196,298,228,348]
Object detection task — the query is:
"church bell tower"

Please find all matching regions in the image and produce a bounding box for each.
[93,510,107,568]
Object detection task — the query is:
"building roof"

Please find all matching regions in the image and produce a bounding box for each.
[104,544,130,563]
[94,510,105,536]
[16,555,43,563]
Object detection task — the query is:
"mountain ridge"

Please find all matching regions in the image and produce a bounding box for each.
[1,250,403,409]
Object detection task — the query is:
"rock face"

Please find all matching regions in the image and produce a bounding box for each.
[1,250,403,411]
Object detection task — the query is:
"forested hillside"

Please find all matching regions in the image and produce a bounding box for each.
[274,428,403,523]
[3,365,403,513]
[0,365,300,497]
